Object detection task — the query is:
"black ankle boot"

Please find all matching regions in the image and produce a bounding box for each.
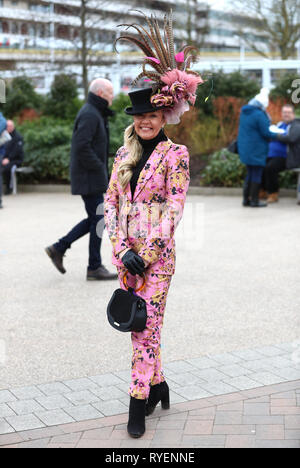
[127,396,146,438]
[250,182,267,207]
[242,180,251,207]
[145,381,170,416]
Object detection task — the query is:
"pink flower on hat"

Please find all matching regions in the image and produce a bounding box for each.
[170,81,188,103]
[161,69,204,95]
[151,94,173,107]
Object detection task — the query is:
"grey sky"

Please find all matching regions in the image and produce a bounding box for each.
[209,0,231,10]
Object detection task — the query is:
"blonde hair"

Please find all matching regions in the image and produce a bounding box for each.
[117,123,143,191]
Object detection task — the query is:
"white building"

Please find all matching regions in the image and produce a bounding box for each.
[0,0,291,94]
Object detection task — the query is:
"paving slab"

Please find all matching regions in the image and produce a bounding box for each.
[5,414,45,432]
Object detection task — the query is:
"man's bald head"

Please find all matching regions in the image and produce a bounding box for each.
[6,120,15,133]
[89,79,114,106]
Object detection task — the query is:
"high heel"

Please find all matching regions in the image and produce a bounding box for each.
[145,381,170,416]
[161,387,170,410]
[127,396,146,438]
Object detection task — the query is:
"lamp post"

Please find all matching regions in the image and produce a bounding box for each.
[112,30,121,95]
[297,40,300,74]
[234,34,245,63]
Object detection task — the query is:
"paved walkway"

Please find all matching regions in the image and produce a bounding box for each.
[0,379,299,448]
[0,193,300,448]
[0,193,299,388]
[0,341,299,447]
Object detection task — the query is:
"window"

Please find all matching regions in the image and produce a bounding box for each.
[29,25,36,38]
[21,23,28,35]
[29,4,50,13]
[0,21,9,34]
[39,25,45,38]
[11,22,18,35]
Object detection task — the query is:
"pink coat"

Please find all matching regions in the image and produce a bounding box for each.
[104,139,190,275]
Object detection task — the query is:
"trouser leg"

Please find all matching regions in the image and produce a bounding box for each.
[82,193,104,271]
[117,266,173,400]
[54,217,91,255]
[265,157,286,194]
[243,166,251,205]
[54,194,103,264]
[261,158,271,191]
[0,163,2,204]
[2,165,12,192]
[249,165,264,184]
[245,165,252,184]
[54,194,104,270]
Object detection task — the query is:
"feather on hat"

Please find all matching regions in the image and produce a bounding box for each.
[115,9,205,124]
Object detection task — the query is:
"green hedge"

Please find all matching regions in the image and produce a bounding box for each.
[200,150,246,187]
[201,149,298,189]
[17,118,72,183]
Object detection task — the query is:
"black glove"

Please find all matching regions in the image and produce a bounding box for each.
[121,249,145,277]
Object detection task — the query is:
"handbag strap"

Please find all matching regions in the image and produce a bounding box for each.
[123,270,146,293]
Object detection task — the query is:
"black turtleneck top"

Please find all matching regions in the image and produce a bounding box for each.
[130,128,168,198]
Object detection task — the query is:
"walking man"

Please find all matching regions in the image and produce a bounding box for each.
[46,78,118,281]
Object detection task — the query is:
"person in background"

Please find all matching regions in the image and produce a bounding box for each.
[276,107,300,205]
[0,111,7,209]
[260,104,295,203]
[237,88,278,207]
[1,120,24,195]
[45,78,118,281]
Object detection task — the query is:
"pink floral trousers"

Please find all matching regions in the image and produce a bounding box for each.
[116,265,173,400]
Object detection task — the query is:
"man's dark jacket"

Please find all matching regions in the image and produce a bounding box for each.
[4,129,24,168]
[70,92,113,195]
[277,118,300,169]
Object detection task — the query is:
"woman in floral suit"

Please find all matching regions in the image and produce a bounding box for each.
[104,12,204,438]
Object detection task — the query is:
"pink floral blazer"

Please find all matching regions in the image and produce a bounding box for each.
[103,139,190,275]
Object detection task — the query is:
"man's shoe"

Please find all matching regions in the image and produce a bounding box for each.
[267,192,279,203]
[4,188,12,195]
[0,201,3,209]
[86,265,118,281]
[259,189,268,200]
[45,245,66,274]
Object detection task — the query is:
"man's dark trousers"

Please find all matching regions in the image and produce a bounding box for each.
[2,164,13,191]
[262,157,286,193]
[54,193,104,271]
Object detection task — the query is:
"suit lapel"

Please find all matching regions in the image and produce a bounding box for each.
[120,139,172,203]
[130,139,172,202]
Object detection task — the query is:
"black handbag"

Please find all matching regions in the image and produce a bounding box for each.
[227,139,239,154]
[107,271,147,332]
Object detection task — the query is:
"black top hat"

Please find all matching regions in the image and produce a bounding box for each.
[125,88,169,115]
